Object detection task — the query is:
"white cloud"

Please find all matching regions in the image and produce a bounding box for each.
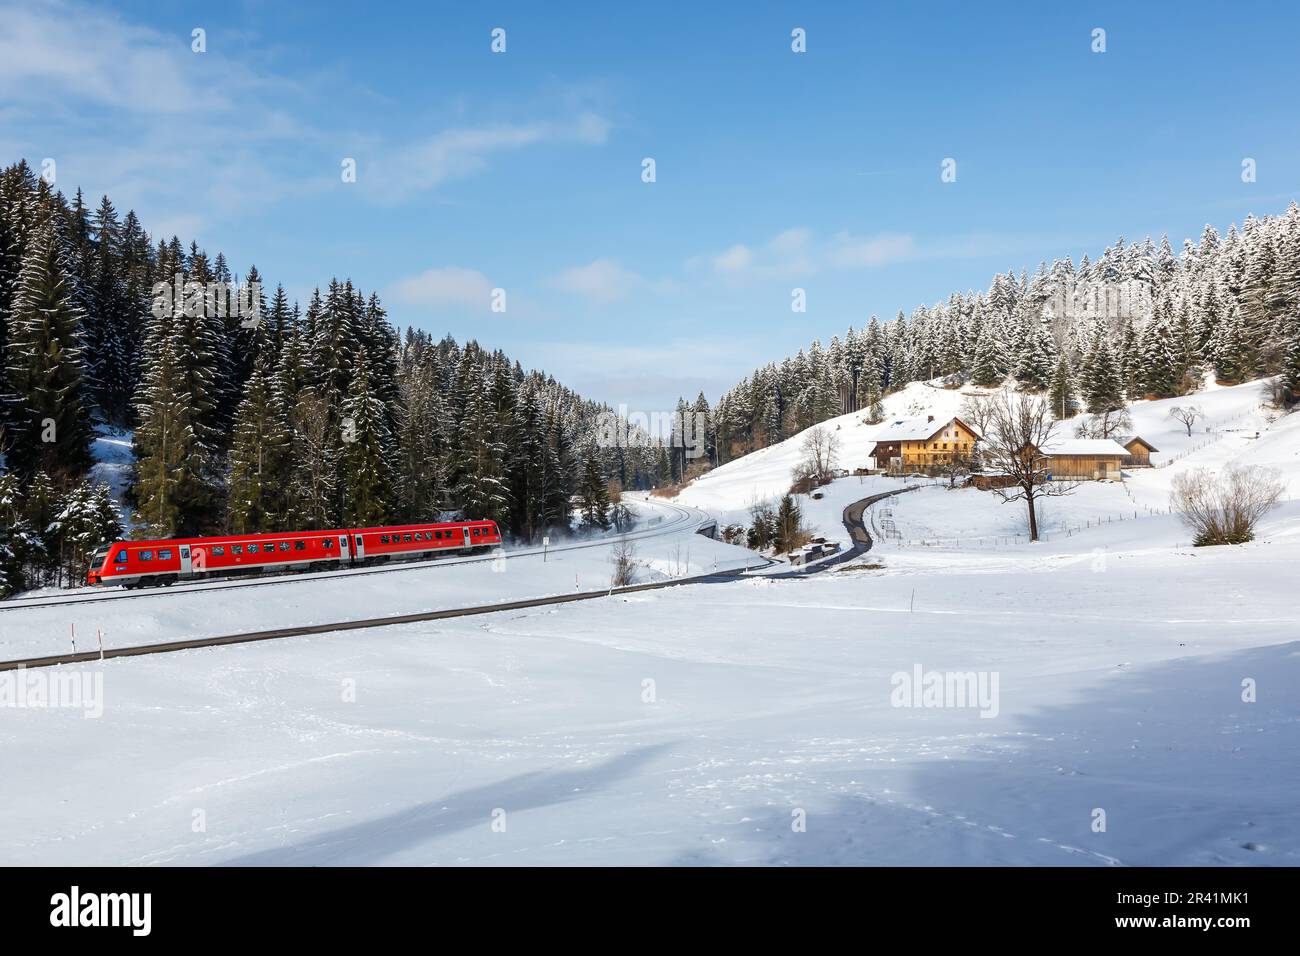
[696,227,917,282]
[713,244,754,273]
[550,259,645,303]
[828,232,916,268]
[367,112,613,202]
[387,267,494,310]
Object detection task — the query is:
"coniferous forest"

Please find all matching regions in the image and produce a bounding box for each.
[701,205,1300,464]
[4,152,1300,597]
[0,159,665,595]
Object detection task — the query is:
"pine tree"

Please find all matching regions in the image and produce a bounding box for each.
[1016,318,1058,390]
[970,326,1002,386]
[1047,355,1080,419]
[3,220,94,479]
[1084,331,1125,413]
[339,355,394,526]
[133,328,207,537]
[577,446,610,531]
[227,358,292,532]
[774,494,804,553]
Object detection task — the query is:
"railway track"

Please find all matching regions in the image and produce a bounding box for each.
[0,496,703,613]
[0,562,764,672]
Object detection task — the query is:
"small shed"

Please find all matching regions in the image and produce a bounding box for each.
[1113,435,1159,467]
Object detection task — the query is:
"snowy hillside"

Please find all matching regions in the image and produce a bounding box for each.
[675,376,1296,548]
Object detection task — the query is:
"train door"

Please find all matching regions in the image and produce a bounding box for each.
[338,534,350,562]
[179,545,193,577]
[354,534,366,561]
[461,526,472,549]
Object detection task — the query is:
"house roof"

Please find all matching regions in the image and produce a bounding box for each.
[1112,434,1160,452]
[1041,438,1130,457]
[869,416,979,444]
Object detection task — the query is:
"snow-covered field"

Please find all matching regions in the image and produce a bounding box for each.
[3,380,1298,867]
[1,510,1296,866]
[0,498,756,660]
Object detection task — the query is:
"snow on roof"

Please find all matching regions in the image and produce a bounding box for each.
[871,416,955,442]
[1112,434,1159,452]
[1041,438,1129,457]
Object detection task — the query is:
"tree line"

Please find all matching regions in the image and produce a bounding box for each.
[0,159,664,595]
[705,206,1300,463]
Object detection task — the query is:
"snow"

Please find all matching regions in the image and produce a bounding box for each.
[0,498,757,660]
[1,503,1296,866]
[1041,438,1129,456]
[2,380,1297,867]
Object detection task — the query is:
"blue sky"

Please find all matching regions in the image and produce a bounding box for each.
[2,0,1298,410]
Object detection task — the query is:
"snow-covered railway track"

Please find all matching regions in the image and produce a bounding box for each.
[0,497,703,613]
[0,561,757,672]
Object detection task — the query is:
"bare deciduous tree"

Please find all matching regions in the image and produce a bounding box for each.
[1168,405,1203,437]
[959,394,996,438]
[1075,407,1132,440]
[1170,465,1284,546]
[935,453,975,489]
[610,537,638,587]
[797,425,842,482]
[980,392,1077,542]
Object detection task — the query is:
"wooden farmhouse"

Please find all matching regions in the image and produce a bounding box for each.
[1113,435,1159,467]
[1031,438,1130,480]
[869,416,980,473]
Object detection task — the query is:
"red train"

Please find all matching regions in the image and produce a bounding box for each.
[86,519,502,588]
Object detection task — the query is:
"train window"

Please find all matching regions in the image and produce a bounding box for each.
[232,545,244,554]
[434,531,442,539]
[279,542,290,552]
[159,549,173,560]
[294,541,305,551]
[472,529,480,537]
[323,540,334,550]
[114,550,127,563]
[140,551,153,561]
[403,534,413,542]
[380,535,389,544]
[213,546,226,556]
[247,544,259,554]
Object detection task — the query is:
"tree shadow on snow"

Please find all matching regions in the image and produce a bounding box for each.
[669,642,1300,867]
[221,742,676,866]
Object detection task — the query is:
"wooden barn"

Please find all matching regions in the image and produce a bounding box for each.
[869,416,980,473]
[1113,435,1159,467]
[1032,438,1130,480]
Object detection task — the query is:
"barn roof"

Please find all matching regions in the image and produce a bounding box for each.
[1113,434,1160,452]
[870,416,980,443]
[1041,438,1130,457]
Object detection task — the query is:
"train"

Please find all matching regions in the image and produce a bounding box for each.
[86,519,502,588]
